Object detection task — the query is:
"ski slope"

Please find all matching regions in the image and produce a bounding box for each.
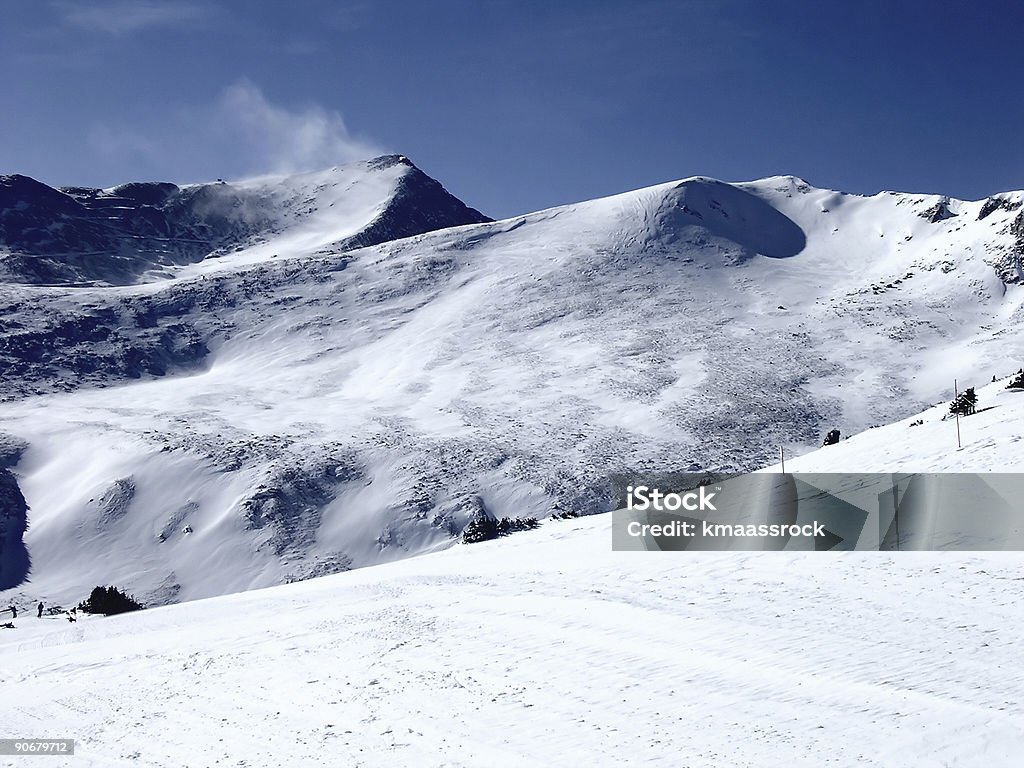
[2,515,1022,767]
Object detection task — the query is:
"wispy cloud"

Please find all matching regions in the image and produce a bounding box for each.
[87,81,384,182]
[214,80,381,174]
[88,124,163,164]
[54,0,215,35]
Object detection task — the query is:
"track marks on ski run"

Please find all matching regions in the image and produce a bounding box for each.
[1,516,1022,767]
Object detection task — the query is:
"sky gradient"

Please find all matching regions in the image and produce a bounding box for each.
[3,0,1023,218]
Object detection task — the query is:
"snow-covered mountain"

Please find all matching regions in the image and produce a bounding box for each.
[1,159,1023,606]
[0,155,489,285]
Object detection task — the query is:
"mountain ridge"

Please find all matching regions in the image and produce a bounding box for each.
[2,158,1024,607]
[0,155,491,286]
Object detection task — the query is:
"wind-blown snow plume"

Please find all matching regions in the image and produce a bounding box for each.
[215,80,383,176]
[87,81,383,182]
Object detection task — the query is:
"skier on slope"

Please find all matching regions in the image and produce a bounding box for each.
[7,604,16,619]
[38,602,44,618]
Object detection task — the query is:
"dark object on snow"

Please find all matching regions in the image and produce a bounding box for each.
[7,604,16,619]
[551,510,580,520]
[919,199,954,223]
[823,429,841,446]
[1007,371,1024,390]
[463,515,540,544]
[37,602,43,618]
[0,468,31,591]
[77,585,144,616]
[950,387,978,417]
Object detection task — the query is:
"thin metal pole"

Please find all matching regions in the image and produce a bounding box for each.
[780,445,785,473]
[954,378,961,449]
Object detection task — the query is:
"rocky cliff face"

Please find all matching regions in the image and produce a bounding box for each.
[0,435,30,591]
[338,156,490,249]
[991,206,1024,284]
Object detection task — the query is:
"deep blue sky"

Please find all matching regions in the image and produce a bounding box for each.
[3,0,1022,218]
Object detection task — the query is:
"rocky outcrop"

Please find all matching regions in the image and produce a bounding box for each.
[0,468,29,590]
[0,174,273,285]
[998,209,1024,284]
[978,196,1022,220]
[0,296,210,402]
[1011,209,1024,245]
[919,198,955,223]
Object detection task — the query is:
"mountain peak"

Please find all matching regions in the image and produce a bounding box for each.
[365,154,415,171]
[0,156,489,286]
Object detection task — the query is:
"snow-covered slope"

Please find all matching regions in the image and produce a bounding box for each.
[764,375,1024,472]
[2,516,1022,767]
[2,168,1024,607]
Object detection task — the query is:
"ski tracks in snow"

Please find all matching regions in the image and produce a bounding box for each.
[2,517,1023,766]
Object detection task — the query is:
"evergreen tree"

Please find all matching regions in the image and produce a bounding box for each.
[462,514,539,544]
[949,387,978,417]
[462,515,499,544]
[77,585,144,616]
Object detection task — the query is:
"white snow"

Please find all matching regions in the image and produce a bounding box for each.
[2,515,1022,767]
[164,162,409,279]
[765,376,1024,472]
[2,166,1024,609]
[3,166,1024,767]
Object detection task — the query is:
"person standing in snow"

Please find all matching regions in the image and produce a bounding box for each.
[8,605,16,619]
[37,602,44,618]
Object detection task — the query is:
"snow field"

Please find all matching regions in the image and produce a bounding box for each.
[2,515,1022,767]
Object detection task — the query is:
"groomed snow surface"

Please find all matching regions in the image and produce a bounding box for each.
[3,515,1022,768]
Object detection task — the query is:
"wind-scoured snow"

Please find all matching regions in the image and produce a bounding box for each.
[1,517,1021,767]
[1,163,1024,608]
